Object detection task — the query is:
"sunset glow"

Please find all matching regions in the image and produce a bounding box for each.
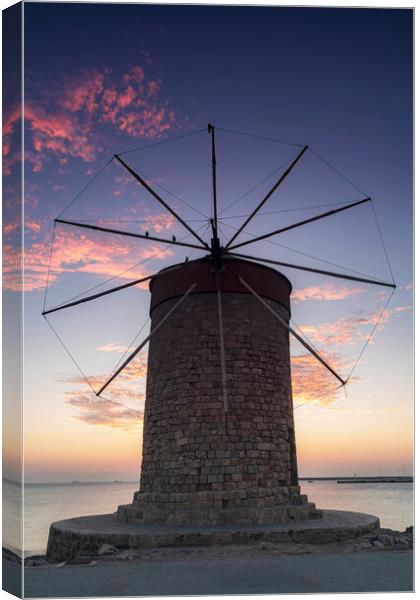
[2,4,412,483]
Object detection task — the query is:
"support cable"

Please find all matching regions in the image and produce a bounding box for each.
[308,148,368,198]
[345,287,396,383]
[132,166,209,219]
[219,151,300,216]
[217,126,305,149]
[116,128,207,157]
[370,200,396,285]
[43,315,97,396]
[42,221,56,313]
[57,157,114,220]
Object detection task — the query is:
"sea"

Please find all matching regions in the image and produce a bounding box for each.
[2,479,413,557]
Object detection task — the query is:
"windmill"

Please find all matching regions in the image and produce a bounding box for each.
[43,124,396,525]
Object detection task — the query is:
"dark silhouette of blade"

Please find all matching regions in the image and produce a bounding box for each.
[114,154,209,249]
[237,274,346,387]
[96,282,198,396]
[55,218,205,250]
[228,197,371,251]
[225,145,309,249]
[226,251,396,289]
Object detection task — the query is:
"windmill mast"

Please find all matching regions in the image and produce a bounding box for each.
[208,123,223,271]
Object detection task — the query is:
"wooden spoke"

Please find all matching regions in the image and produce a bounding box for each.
[42,275,154,316]
[114,154,209,249]
[228,198,371,251]
[96,282,198,396]
[225,145,309,249]
[42,264,183,316]
[236,274,346,387]
[208,124,219,236]
[226,251,396,289]
[55,218,205,250]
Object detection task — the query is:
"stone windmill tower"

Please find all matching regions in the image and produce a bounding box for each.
[43,124,395,529]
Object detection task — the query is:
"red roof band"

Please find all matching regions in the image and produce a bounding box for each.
[149,256,292,317]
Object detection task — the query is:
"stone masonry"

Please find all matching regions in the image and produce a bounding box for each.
[118,257,319,526]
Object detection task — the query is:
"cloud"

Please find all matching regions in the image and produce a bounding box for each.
[24,66,178,171]
[2,104,20,174]
[62,355,148,431]
[297,307,395,347]
[3,225,173,292]
[291,283,363,303]
[64,390,144,431]
[26,102,97,164]
[394,305,411,313]
[97,342,135,353]
[291,353,344,407]
[4,65,181,176]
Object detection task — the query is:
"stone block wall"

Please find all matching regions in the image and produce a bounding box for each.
[118,258,318,525]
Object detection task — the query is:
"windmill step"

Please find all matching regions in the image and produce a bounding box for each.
[46,509,380,563]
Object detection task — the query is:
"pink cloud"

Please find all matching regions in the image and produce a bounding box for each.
[123,66,145,84]
[1,64,181,175]
[3,222,19,236]
[291,283,363,303]
[62,355,148,430]
[25,220,42,234]
[3,141,11,157]
[64,390,144,431]
[394,305,411,313]
[3,224,173,292]
[97,342,134,353]
[61,70,106,114]
[296,303,406,349]
[2,104,21,168]
[25,103,96,163]
[291,353,343,407]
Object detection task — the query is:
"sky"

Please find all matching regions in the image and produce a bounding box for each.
[3,3,413,482]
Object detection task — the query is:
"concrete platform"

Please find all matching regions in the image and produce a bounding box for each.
[47,509,379,562]
[22,551,413,597]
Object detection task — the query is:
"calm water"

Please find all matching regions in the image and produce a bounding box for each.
[2,479,413,556]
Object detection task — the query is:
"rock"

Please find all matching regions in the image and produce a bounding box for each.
[2,548,22,565]
[259,541,275,550]
[25,555,48,567]
[66,557,98,566]
[357,540,374,549]
[97,543,119,556]
[372,539,384,548]
[378,534,394,546]
[394,542,410,550]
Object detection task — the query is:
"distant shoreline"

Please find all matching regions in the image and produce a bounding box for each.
[300,476,413,483]
[3,476,413,486]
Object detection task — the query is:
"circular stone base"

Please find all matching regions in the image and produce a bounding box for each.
[46,509,379,563]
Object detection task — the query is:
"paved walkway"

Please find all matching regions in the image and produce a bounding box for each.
[20,551,412,597]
